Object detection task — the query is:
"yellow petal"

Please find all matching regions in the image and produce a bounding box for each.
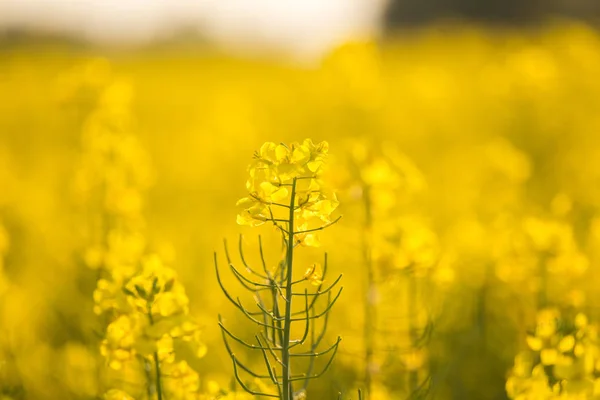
[558,335,575,353]
[271,187,289,202]
[575,344,585,357]
[260,142,277,159]
[526,335,543,351]
[541,349,558,365]
[303,263,323,285]
[236,197,254,207]
[575,313,588,329]
[291,144,310,164]
[275,144,288,161]
[303,233,321,248]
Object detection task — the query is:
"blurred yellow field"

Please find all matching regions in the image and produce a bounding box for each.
[2,20,600,400]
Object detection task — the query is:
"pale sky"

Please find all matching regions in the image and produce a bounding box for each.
[0,0,386,58]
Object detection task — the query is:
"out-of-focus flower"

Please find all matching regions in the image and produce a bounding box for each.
[103,388,135,400]
[163,361,200,400]
[304,263,324,286]
[507,309,600,399]
[100,315,140,370]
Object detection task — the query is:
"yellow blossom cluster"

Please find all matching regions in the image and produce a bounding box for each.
[67,60,205,400]
[507,309,600,399]
[492,215,588,306]
[344,139,426,214]
[372,217,439,277]
[334,139,439,398]
[237,139,339,247]
[162,361,202,400]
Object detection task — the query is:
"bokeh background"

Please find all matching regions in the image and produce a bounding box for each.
[2,1,600,399]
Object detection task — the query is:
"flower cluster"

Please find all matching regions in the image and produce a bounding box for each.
[492,215,588,307]
[345,139,426,214]
[219,140,344,400]
[70,60,205,400]
[373,217,439,277]
[162,360,202,400]
[336,139,438,399]
[73,78,153,231]
[507,308,600,399]
[237,139,339,246]
[99,255,206,370]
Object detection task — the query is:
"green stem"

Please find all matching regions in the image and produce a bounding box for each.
[95,208,110,396]
[147,303,163,400]
[153,351,163,400]
[143,358,154,399]
[476,262,493,343]
[408,271,418,396]
[282,177,297,400]
[362,186,375,398]
[538,252,548,309]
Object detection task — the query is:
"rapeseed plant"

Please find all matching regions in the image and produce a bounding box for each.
[216,139,342,400]
[500,214,591,400]
[339,140,436,399]
[71,60,205,400]
[493,216,587,310]
[507,309,600,399]
[0,221,11,391]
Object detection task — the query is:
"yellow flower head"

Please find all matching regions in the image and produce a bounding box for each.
[304,263,324,286]
[507,310,600,399]
[100,315,140,370]
[237,139,339,247]
[163,361,200,400]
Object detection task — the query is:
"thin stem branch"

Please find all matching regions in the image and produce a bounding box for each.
[236,237,269,280]
[362,184,375,398]
[147,303,163,400]
[282,177,297,400]
[293,215,342,235]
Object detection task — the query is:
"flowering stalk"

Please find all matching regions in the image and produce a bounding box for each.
[361,186,375,398]
[343,140,434,399]
[145,279,163,400]
[502,216,590,398]
[506,310,600,399]
[70,65,152,396]
[281,177,297,400]
[217,139,342,399]
[70,60,206,400]
[407,269,418,395]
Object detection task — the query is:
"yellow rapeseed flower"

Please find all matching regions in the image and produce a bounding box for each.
[237,139,339,247]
